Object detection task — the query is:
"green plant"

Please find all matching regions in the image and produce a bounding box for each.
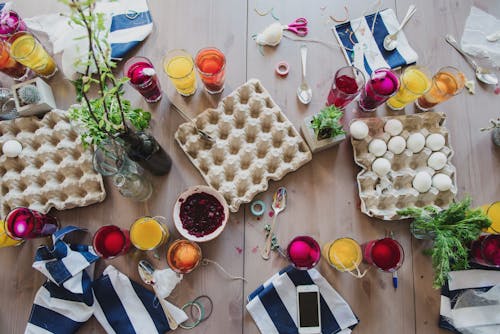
[61,0,150,147]
[18,85,40,105]
[309,105,345,140]
[397,197,491,288]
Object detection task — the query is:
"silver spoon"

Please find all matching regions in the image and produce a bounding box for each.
[261,187,287,260]
[297,45,312,104]
[445,34,498,85]
[170,103,215,142]
[138,260,179,329]
[383,5,417,51]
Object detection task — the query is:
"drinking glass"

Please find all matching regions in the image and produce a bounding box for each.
[0,221,23,248]
[130,216,169,251]
[481,202,500,234]
[163,49,197,96]
[327,65,365,108]
[287,235,321,270]
[471,234,500,267]
[195,47,226,94]
[362,238,404,272]
[358,68,399,112]
[0,10,27,40]
[167,239,202,274]
[322,238,362,273]
[415,66,465,111]
[123,56,162,103]
[4,207,59,240]
[386,66,431,110]
[0,40,29,80]
[93,225,131,259]
[9,32,57,78]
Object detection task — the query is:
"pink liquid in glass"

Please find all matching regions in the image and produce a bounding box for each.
[93,225,131,259]
[125,57,162,103]
[327,75,361,108]
[287,236,321,270]
[5,207,58,240]
[359,68,399,112]
[0,11,27,40]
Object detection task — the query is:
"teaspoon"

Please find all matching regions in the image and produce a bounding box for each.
[297,45,312,104]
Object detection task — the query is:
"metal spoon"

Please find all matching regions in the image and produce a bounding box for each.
[297,45,312,104]
[445,34,498,85]
[170,103,215,142]
[138,260,179,329]
[383,5,417,51]
[261,187,287,260]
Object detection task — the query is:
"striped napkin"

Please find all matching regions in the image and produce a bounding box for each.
[26,226,99,334]
[93,266,188,334]
[332,8,418,76]
[246,266,358,334]
[440,269,500,333]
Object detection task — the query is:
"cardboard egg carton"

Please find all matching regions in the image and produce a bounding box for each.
[175,79,312,212]
[350,112,457,220]
[0,109,106,218]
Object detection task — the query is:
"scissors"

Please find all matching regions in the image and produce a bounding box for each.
[283,17,308,37]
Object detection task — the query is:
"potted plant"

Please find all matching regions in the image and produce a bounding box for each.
[300,105,346,153]
[481,118,500,147]
[12,77,56,116]
[62,0,171,176]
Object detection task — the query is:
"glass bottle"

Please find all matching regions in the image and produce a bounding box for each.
[118,131,172,176]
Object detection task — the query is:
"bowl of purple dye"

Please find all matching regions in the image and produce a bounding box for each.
[173,185,229,242]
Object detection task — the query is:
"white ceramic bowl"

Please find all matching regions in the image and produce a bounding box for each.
[173,185,229,242]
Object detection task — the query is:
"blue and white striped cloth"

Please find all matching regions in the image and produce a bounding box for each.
[440,269,500,333]
[247,266,358,334]
[93,266,188,334]
[333,8,418,76]
[26,226,99,334]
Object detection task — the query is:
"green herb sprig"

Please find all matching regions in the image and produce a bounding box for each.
[397,197,491,288]
[310,105,345,140]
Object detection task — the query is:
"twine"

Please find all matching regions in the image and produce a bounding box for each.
[201,258,247,282]
[332,252,368,278]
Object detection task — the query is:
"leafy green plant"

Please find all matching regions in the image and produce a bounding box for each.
[61,0,151,147]
[309,105,345,140]
[397,197,491,288]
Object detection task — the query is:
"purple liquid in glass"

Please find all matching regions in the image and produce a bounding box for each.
[5,207,58,240]
[126,60,162,103]
[0,11,27,40]
[359,68,399,112]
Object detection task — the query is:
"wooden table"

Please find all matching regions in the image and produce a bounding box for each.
[1,0,499,333]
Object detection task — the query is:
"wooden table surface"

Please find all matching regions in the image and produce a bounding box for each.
[1,0,499,333]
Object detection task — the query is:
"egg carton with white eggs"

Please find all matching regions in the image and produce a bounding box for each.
[349,112,457,221]
[0,110,106,218]
[175,79,312,212]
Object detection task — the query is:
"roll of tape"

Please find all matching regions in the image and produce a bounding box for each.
[250,200,266,217]
[275,61,289,77]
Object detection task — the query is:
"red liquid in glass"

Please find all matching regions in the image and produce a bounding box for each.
[359,69,399,111]
[365,238,402,271]
[473,235,500,266]
[93,225,130,258]
[5,207,58,240]
[327,75,360,108]
[127,61,162,103]
[287,236,321,269]
[195,48,225,93]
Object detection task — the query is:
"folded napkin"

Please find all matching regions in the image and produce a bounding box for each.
[26,226,100,334]
[93,265,188,334]
[247,266,358,334]
[440,269,500,333]
[333,8,418,76]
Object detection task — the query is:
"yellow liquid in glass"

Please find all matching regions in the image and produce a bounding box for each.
[0,221,22,248]
[323,238,362,272]
[387,68,430,109]
[165,56,197,96]
[130,218,167,250]
[481,202,500,234]
[11,34,56,77]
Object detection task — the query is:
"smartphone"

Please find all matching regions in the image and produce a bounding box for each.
[296,285,321,334]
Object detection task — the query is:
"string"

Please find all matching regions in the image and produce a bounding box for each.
[201,258,247,282]
[329,5,349,23]
[332,252,368,278]
[271,8,280,21]
[283,34,337,50]
[254,7,272,16]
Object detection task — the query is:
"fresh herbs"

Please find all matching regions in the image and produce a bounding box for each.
[310,105,345,140]
[397,197,491,288]
[61,0,151,147]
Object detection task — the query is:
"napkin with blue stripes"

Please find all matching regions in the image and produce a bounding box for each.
[333,8,418,76]
[26,226,99,334]
[246,266,358,334]
[440,269,500,333]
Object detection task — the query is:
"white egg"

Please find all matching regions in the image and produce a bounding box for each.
[368,139,387,157]
[426,133,445,151]
[432,173,453,191]
[387,136,406,154]
[384,119,403,136]
[413,171,432,193]
[350,121,369,140]
[428,152,447,170]
[372,158,391,177]
[407,133,426,153]
[2,140,22,158]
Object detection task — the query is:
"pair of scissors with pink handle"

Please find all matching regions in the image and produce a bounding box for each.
[283,17,308,37]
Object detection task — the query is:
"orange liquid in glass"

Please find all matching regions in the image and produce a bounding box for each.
[417,71,465,109]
